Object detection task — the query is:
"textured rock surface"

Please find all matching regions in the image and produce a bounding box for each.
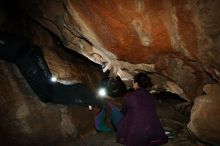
[0,61,96,146]
[1,0,220,145]
[18,0,220,100]
[0,51,101,146]
[0,5,103,145]
[28,21,103,90]
[188,84,220,145]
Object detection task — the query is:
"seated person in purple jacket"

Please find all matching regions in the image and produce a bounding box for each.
[116,72,168,146]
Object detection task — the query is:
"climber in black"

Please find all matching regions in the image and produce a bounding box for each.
[99,69,127,98]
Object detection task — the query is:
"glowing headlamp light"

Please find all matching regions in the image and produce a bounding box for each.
[98,88,107,97]
[50,76,57,82]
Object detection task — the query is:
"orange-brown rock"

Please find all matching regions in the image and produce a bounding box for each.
[0,5,103,145]
[0,60,98,146]
[28,22,103,90]
[18,0,219,100]
[1,0,220,145]
[188,84,220,145]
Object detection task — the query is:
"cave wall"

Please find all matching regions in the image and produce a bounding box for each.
[0,3,104,146]
[17,0,219,101]
[0,61,96,145]
[1,0,220,145]
[17,0,219,144]
[188,84,220,145]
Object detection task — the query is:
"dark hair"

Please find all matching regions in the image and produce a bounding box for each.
[133,72,152,88]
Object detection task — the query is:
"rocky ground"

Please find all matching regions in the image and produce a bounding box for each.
[70,92,212,146]
[70,130,208,146]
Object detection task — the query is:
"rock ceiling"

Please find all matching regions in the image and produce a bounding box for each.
[1,0,220,145]
[14,0,219,101]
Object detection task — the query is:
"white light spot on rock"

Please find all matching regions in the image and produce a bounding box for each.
[88,105,93,110]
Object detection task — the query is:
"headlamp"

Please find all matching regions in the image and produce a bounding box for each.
[98,88,107,97]
[50,76,57,82]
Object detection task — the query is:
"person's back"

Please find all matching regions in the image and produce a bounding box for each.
[116,72,168,146]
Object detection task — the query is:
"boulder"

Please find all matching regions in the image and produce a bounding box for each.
[188,84,220,145]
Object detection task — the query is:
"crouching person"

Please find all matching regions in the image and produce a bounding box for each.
[116,72,168,146]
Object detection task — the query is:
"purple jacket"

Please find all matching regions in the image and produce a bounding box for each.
[116,88,168,146]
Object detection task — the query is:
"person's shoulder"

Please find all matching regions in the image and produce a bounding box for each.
[134,88,147,93]
[135,88,155,97]
[123,90,136,99]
